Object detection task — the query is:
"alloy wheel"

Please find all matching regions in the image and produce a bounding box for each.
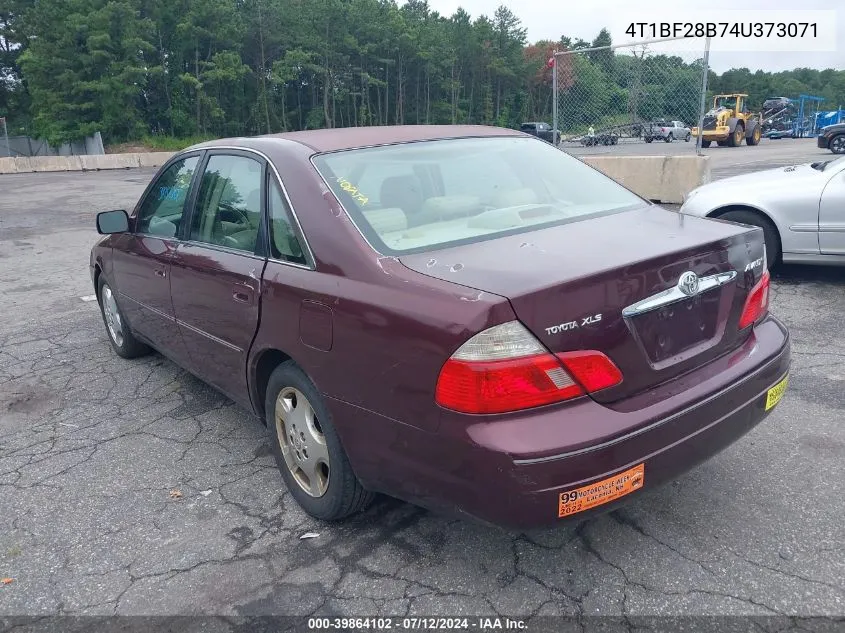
[275,387,330,497]
[101,285,124,347]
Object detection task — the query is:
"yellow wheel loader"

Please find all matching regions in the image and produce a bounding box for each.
[691,94,762,148]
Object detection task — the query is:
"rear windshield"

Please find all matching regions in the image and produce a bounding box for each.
[311,136,645,255]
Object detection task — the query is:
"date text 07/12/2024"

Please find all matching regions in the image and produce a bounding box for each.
[307,617,527,630]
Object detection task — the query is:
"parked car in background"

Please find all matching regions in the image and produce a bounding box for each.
[520,121,561,145]
[90,125,790,530]
[817,123,845,154]
[644,120,692,143]
[681,156,845,268]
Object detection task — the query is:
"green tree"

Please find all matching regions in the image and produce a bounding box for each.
[588,28,614,77]
[19,0,153,145]
[8,3,845,146]
[0,0,31,134]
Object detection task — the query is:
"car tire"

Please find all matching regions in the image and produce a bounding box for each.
[685,133,691,142]
[645,137,652,143]
[701,140,711,148]
[97,276,151,359]
[716,209,781,269]
[665,133,673,143]
[830,134,845,154]
[265,361,374,521]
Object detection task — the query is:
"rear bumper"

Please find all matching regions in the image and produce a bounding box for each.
[331,316,790,530]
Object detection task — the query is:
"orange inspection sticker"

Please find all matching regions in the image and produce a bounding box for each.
[558,463,645,518]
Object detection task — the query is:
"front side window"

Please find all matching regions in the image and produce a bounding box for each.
[136,156,199,237]
[312,136,645,256]
[190,154,263,253]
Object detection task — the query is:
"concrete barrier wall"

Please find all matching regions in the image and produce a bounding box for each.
[0,151,709,204]
[581,155,710,204]
[0,152,176,175]
[137,152,176,168]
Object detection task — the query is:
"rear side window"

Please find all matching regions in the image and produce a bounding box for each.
[313,136,644,256]
[136,156,199,237]
[268,178,307,265]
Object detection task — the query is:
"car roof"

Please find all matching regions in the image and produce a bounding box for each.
[188,125,524,154]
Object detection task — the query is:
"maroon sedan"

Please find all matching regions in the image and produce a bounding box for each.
[90,125,790,529]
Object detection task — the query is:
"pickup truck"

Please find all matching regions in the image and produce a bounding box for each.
[643,120,691,143]
[520,122,561,145]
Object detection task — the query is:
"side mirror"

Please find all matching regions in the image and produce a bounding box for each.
[96,209,129,235]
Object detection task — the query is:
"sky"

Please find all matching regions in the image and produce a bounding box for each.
[423,0,844,74]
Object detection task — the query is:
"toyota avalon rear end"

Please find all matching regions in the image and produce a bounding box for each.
[310,133,790,529]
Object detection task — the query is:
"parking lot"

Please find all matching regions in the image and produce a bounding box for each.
[567,136,833,179]
[1,148,843,622]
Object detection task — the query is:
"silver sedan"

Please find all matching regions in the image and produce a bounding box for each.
[680,156,845,269]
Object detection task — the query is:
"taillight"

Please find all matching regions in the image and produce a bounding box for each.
[557,350,624,392]
[739,269,771,330]
[435,321,623,414]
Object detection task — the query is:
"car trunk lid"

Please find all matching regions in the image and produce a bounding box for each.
[399,206,767,404]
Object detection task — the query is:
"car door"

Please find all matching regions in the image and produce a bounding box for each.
[819,165,845,255]
[168,150,266,406]
[109,153,202,363]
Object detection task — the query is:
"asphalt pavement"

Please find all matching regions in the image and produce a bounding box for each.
[0,151,843,624]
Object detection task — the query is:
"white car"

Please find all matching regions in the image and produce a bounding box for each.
[680,156,845,269]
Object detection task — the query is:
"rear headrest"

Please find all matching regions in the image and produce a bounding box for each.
[363,207,408,233]
[379,175,424,216]
[492,188,539,208]
[420,195,480,220]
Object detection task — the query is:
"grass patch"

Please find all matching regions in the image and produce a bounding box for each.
[140,134,216,151]
[105,134,216,154]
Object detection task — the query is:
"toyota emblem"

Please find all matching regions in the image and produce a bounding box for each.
[677,271,700,296]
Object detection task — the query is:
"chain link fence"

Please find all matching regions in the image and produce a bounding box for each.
[0,128,105,157]
[553,37,709,154]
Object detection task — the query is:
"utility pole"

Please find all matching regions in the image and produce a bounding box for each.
[1,117,10,157]
[695,38,711,155]
[551,52,558,146]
